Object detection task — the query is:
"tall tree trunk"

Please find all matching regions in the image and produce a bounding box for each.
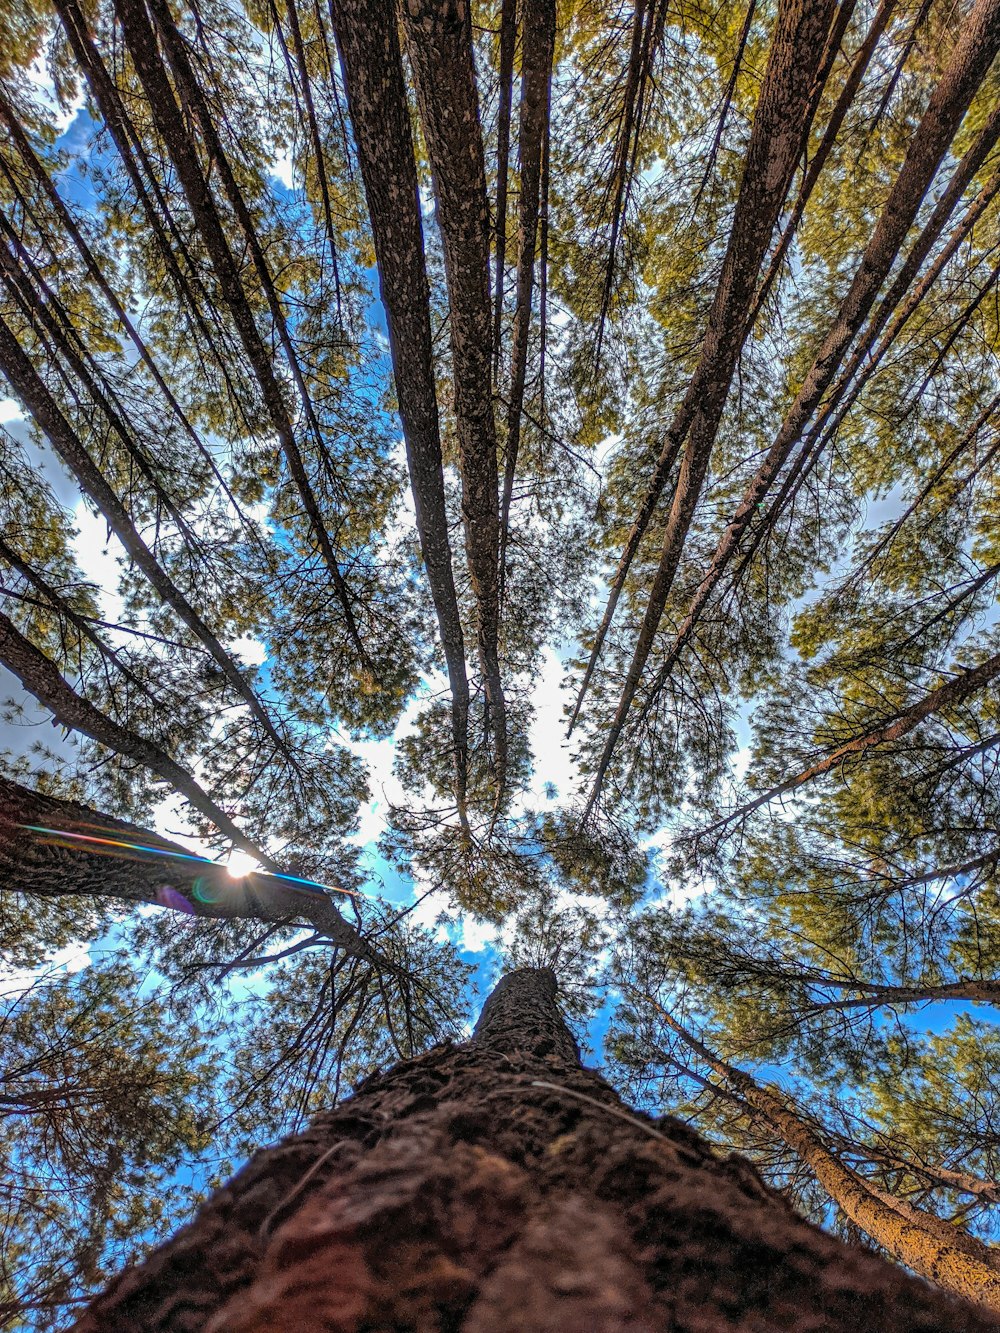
[72,968,999,1330]
[580,0,1000,798]
[331,0,471,823]
[629,0,1000,735]
[571,0,837,748]
[498,0,556,607]
[697,645,1000,839]
[0,315,285,752]
[108,0,369,665]
[401,0,508,794]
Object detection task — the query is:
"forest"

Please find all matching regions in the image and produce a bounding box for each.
[1,0,1000,1325]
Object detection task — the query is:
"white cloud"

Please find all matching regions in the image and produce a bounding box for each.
[25,54,85,136]
[0,398,23,425]
[270,151,295,190]
[523,643,581,807]
[456,914,497,954]
[341,675,445,849]
[72,503,126,624]
[227,635,268,667]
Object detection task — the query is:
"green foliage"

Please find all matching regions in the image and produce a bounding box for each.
[3,0,1000,1314]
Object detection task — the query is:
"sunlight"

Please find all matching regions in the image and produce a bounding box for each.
[225,850,260,879]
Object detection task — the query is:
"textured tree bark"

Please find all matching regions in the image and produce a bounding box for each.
[572,0,838,748]
[655,1004,1000,1312]
[72,968,999,1330]
[698,645,1000,839]
[498,0,556,606]
[401,0,508,793]
[331,0,471,822]
[0,314,284,750]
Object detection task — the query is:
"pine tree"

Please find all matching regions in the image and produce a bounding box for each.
[71,969,1000,1330]
[3,0,1000,1320]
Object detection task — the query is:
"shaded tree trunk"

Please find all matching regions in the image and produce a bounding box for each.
[72,968,998,1330]
[697,645,1000,839]
[401,0,508,793]
[0,777,383,965]
[331,0,471,822]
[573,0,838,756]
[652,1001,1000,1312]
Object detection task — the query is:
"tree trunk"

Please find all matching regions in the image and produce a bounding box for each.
[576,0,838,777]
[697,645,1000,839]
[71,968,999,1331]
[654,1000,1000,1312]
[401,0,508,794]
[331,0,471,820]
[0,776,384,965]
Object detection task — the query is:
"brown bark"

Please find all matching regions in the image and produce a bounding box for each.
[0,606,274,867]
[498,0,556,604]
[802,976,1000,1013]
[895,845,1000,891]
[0,620,399,984]
[402,0,508,793]
[0,91,253,537]
[578,0,839,794]
[658,1007,1000,1312]
[696,646,1000,840]
[0,776,383,962]
[492,0,517,381]
[832,1139,1000,1206]
[331,0,471,820]
[750,0,898,324]
[71,967,999,1331]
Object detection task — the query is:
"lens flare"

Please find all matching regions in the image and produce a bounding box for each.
[20,824,365,901]
[226,849,260,879]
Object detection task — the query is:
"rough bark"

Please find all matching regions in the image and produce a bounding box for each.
[571,0,837,747]
[72,968,999,1330]
[632,0,1000,733]
[0,775,377,958]
[109,0,368,663]
[0,607,275,868]
[586,0,1000,804]
[401,0,508,792]
[498,0,555,606]
[750,0,898,324]
[331,0,471,820]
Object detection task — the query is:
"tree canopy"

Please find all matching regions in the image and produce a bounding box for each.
[2,0,1000,1322]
